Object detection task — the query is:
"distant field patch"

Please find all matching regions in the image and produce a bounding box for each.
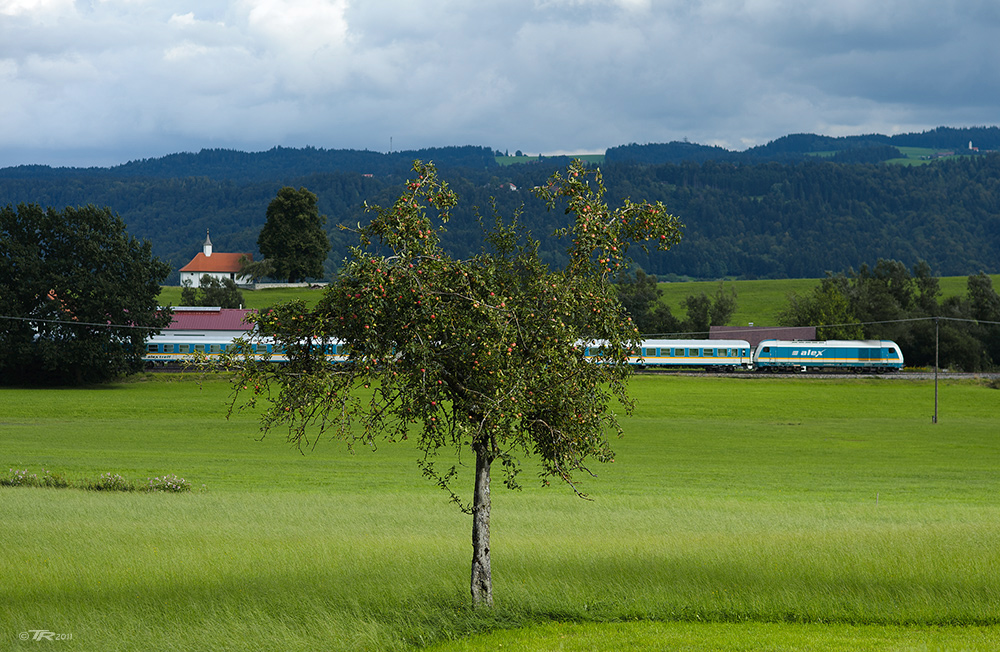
[495,154,604,166]
[156,284,327,310]
[654,274,1000,327]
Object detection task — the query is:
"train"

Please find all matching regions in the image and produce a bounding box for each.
[143,331,904,374]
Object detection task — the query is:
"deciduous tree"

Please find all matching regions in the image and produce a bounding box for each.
[0,203,171,385]
[257,186,331,282]
[215,160,682,606]
[777,274,864,340]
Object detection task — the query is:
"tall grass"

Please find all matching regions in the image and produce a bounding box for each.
[2,375,999,650]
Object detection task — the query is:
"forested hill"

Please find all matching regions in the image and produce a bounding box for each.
[2,133,999,283]
[0,145,498,183]
[606,126,1000,165]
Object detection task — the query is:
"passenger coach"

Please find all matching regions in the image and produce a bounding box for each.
[621,339,753,371]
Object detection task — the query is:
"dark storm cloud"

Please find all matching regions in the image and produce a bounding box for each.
[0,0,996,166]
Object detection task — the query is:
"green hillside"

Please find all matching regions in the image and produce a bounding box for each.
[658,275,1000,327]
[159,274,1000,327]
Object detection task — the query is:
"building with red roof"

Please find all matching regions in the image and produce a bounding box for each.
[158,306,255,339]
[179,231,253,287]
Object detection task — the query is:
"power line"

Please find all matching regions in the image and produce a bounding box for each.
[0,314,165,332]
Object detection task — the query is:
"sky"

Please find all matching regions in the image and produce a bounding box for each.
[1,0,999,168]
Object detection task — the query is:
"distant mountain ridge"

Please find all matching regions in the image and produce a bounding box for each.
[3,126,998,179]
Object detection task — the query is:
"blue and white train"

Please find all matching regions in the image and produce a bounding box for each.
[144,331,904,373]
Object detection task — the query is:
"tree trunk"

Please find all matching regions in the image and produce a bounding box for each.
[470,440,493,607]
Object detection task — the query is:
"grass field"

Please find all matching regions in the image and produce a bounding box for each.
[494,154,605,166]
[156,285,329,311]
[3,374,999,650]
[657,274,1000,327]
[157,274,1000,329]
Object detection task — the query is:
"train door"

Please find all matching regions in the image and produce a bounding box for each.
[757,345,772,368]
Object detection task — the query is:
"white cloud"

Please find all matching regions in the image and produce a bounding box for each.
[1,0,998,166]
[0,0,74,17]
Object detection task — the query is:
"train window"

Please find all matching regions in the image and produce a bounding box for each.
[147,344,158,352]
[885,349,898,358]
[195,344,205,353]
[179,344,190,354]
[210,344,222,353]
[643,348,655,357]
[704,348,715,357]
[761,347,770,353]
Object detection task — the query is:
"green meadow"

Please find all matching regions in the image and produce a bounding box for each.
[3,374,999,651]
[494,154,605,166]
[657,274,1000,327]
[156,285,328,310]
[156,274,1000,328]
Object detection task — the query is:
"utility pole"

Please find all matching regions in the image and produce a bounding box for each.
[933,317,939,424]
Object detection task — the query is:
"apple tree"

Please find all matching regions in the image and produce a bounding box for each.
[216,160,682,606]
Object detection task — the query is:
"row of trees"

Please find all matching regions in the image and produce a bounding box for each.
[777,259,1000,371]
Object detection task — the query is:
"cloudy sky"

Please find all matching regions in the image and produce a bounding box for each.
[1,0,998,168]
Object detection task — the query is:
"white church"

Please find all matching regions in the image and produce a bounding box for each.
[178,231,253,287]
